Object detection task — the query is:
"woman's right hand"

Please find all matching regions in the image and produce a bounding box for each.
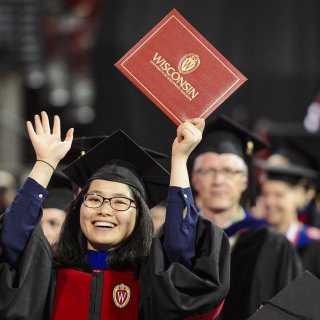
[27,111,74,169]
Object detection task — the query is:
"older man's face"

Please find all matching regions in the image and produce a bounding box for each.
[192,152,248,213]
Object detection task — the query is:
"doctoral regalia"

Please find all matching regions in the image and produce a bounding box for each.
[0,214,230,320]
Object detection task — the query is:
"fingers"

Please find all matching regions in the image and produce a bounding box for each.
[64,128,74,142]
[32,111,51,135]
[177,123,199,144]
[27,111,73,143]
[26,120,36,139]
[52,115,61,137]
[179,118,204,136]
[34,114,44,134]
[184,118,205,133]
[41,111,51,134]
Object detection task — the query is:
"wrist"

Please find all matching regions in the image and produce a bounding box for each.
[171,155,188,165]
[36,159,56,171]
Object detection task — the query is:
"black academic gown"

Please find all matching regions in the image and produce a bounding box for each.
[0,214,230,320]
[290,223,320,279]
[298,241,320,279]
[217,226,304,320]
[0,221,54,320]
[247,270,320,320]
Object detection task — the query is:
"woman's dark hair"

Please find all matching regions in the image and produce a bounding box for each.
[53,180,153,275]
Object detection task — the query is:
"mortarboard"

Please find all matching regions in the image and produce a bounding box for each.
[190,114,269,206]
[254,159,319,187]
[72,135,169,159]
[63,130,170,208]
[72,136,108,155]
[247,270,320,319]
[197,114,269,158]
[264,122,320,190]
[265,121,320,172]
[42,171,75,211]
[266,147,310,168]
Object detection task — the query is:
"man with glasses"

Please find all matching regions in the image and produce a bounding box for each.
[188,114,303,320]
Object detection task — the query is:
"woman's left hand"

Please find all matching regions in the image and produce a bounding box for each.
[171,118,205,161]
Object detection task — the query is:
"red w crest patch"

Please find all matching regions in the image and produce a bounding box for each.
[113,283,131,308]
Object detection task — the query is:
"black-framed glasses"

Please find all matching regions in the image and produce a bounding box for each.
[195,168,244,178]
[83,193,136,211]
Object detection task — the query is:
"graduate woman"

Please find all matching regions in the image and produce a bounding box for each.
[0,112,230,320]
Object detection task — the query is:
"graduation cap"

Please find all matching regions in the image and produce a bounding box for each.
[63,130,170,208]
[247,270,320,319]
[255,159,319,188]
[72,136,108,155]
[264,121,320,189]
[190,114,269,206]
[199,114,269,157]
[72,135,168,159]
[42,171,75,211]
[265,121,320,172]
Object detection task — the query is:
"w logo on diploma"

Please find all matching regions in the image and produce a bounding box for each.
[113,283,131,308]
[115,8,247,125]
[178,54,200,74]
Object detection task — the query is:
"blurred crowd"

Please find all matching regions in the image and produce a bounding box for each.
[1,1,320,319]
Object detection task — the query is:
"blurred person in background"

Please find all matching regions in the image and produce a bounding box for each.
[262,124,320,227]
[149,200,167,234]
[188,114,303,320]
[41,171,75,247]
[0,170,17,214]
[257,160,320,279]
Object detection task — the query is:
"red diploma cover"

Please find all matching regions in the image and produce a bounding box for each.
[115,8,247,126]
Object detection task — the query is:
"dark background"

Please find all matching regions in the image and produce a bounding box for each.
[11,0,320,167]
[91,0,320,154]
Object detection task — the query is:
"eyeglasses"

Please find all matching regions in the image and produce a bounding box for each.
[195,168,244,178]
[83,193,137,211]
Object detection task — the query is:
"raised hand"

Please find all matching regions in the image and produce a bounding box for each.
[170,118,205,188]
[27,111,74,187]
[26,111,74,169]
[172,118,205,162]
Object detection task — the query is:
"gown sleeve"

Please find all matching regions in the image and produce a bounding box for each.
[0,178,54,320]
[163,186,198,267]
[0,177,47,266]
[139,187,230,320]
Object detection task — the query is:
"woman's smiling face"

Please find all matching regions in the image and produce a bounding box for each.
[80,179,137,251]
